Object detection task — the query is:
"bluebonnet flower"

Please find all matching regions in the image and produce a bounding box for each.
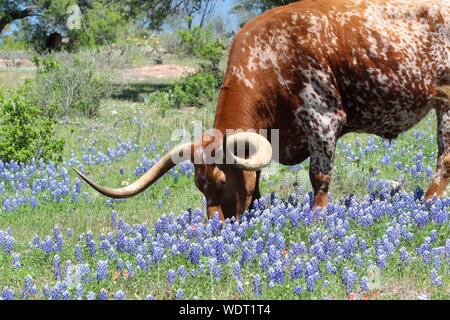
[233,261,242,281]
[326,261,337,274]
[294,285,302,296]
[80,263,91,283]
[22,275,35,299]
[54,227,63,251]
[167,269,176,285]
[306,275,316,292]
[399,247,409,264]
[87,291,95,300]
[111,210,117,228]
[430,230,438,243]
[146,295,154,300]
[360,277,369,293]
[261,253,270,272]
[236,281,244,294]
[175,289,184,300]
[188,243,201,265]
[253,274,262,297]
[178,265,187,279]
[96,260,108,281]
[342,268,358,294]
[272,261,284,284]
[126,261,134,279]
[421,250,431,265]
[51,282,64,300]
[12,253,21,269]
[89,240,97,256]
[377,253,387,269]
[43,285,51,299]
[431,270,442,287]
[62,290,71,300]
[53,255,61,280]
[116,290,125,300]
[42,236,53,254]
[75,244,83,264]
[99,289,107,300]
[291,258,303,280]
[2,287,15,300]
[76,284,83,300]
[210,264,222,281]
[100,240,110,252]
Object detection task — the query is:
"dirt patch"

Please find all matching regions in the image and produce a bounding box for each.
[380,278,434,300]
[122,64,196,82]
[0,58,34,68]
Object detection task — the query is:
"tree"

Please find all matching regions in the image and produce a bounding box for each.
[0,1,38,34]
[233,0,298,14]
[1,0,182,48]
[232,0,300,28]
[181,0,219,29]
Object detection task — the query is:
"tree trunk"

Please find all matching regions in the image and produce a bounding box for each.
[0,7,35,34]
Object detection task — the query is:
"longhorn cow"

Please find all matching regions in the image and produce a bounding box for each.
[76,0,450,220]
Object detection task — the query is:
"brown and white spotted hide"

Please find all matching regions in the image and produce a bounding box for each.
[195,0,450,219]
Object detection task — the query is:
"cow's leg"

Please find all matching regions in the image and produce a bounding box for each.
[250,170,261,209]
[302,109,346,210]
[425,93,450,200]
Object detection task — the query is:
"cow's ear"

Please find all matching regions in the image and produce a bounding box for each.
[201,134,224,165]
[202,134,216,146]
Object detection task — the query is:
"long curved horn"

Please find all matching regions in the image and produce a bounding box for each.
[74,143,194,198]
[225,132,272,171]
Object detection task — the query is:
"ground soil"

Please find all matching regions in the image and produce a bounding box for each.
[121,64,196,82]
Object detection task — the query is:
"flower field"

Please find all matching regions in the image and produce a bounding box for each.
[0,95,448,300]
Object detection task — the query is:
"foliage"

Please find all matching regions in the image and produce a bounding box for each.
[179,0,219,29]
[1,0,168,50]
[172,65,223,108]
[0,34,28,50]
[68,2,130,49]
[0,84,64,163]
[0,75,447,299]
[30,54,111,118]
[233,0,299,14]
[232,0,300,27]
[177,25,225,67]
[144,91,174,117]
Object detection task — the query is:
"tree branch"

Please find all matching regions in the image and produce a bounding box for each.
[0,6,36,34]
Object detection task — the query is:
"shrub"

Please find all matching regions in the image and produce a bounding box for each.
[144,91,173,117]
[31,54,111,119]
[144,65,223,111]
[172,65,223,108]
[0,85,64,163]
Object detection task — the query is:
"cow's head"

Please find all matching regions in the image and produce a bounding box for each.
[75,132,272,220]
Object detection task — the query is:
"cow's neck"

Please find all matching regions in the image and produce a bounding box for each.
[213,83,276,134]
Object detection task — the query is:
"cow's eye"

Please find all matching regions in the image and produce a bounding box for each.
[216,177,227,189]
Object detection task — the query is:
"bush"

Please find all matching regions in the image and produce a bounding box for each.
[144,65,223,111]
[172,65,223,108]
[144,91,173,117]
[31,54,111,119]
[0,85,64,163]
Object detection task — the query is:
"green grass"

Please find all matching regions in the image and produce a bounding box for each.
[0,67,34,90]
[0,50,448,300]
